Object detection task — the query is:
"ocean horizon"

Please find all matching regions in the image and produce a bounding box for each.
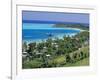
[22,23,81,43]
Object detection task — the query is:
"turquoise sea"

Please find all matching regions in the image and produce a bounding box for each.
[22,23,80,43]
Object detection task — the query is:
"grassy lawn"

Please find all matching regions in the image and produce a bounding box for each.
[53,55,66,63]
[63,57,89,67]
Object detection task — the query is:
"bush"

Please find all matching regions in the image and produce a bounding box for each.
[22,60,43,68]
[47,55,66,67]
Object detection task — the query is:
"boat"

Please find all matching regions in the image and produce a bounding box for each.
[46,33,54,37]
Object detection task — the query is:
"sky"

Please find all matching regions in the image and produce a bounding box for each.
[22,11,89,24]
[22,11,89,29]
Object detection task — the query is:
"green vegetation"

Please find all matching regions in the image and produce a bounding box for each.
[22,31,89,69]
[63,58,89,67]
[53,24,89,30]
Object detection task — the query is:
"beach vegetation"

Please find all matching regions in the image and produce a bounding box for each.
[22,31,89,68]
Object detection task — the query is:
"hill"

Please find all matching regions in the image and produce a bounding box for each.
[53,23,89,30]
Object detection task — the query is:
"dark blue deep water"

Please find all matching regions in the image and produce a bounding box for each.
[22,29,80,41]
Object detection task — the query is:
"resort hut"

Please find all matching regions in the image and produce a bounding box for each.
[22,51,30,62]
[52,42,58,49]
[22,51,27,58]
[78,48,81,51]
[36,52,43,58]
[46,54,51,57]
[55,45,58,48]
[43,46,47,49]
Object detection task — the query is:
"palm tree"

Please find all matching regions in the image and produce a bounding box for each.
[22,41,27,52]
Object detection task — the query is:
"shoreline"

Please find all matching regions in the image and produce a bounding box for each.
[23,33,78,44]
[23,27,85,31]
[22,27,86,44]
[61,27,85,31]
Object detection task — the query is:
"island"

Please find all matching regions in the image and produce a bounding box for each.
[53,23,89,30]
[22,23,89,68]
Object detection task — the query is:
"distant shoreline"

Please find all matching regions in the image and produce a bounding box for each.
[53,24,89,31]
[23,31,80,44]
[54,27,88,31]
